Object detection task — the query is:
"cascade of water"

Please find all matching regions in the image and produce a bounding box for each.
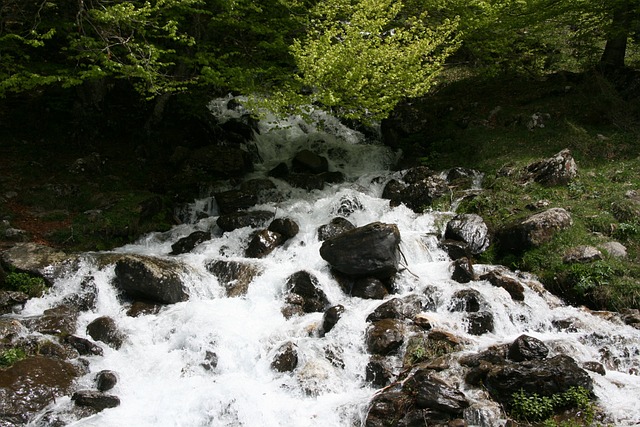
[13,99,640,427]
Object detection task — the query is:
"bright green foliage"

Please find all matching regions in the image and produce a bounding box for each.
[5,272,47,297]
[510,386,594,424]
[0,348,27,368]
[287,0,459,120]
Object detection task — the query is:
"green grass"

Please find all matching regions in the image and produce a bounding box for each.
[410,70,640,310]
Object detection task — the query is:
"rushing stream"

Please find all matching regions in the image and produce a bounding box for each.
[16,99,640,426]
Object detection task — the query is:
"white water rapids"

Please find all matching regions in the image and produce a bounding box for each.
[19,100,640,426]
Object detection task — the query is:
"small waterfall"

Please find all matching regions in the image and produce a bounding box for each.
[12,99,640,427]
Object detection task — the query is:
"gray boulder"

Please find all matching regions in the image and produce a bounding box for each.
[444,214,490,255]
[112,255,190,304]
[525,149,578,186]
[497,208,572,253]
[320,222,401,279]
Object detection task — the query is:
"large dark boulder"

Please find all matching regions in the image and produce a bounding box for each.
[268,218,299,240]
[497,208,572,253]
[365,368,469,427]
[112,255,190,304]
[170,231,211,255]
[206,259,263,297]
[292,149,329,174]
[444,214,490,255]
[508,334,549,362]
[317,217,355,241]
[483,354,593,406]
[214,190,258,215]
[320,222,401,279]
[366,296,423,322]
[1,242,74,286]
[0,357,79,425]
[525,149,577,186]
[216,210,274,232]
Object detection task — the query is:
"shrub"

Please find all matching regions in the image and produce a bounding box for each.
[0,348,27,368]
[5,271,47,297]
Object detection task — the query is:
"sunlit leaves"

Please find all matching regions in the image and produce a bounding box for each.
[288,0,459,121]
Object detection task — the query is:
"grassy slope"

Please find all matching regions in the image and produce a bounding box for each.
[412,70,640,310]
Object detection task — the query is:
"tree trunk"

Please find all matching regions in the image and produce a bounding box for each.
[599,7,630,70]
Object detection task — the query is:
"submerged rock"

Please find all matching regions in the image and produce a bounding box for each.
[320,222,401,279]
[284,271,330,315]
[317,217,355,241]
[271,342,299,373]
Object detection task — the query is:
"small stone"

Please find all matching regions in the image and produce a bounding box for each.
[72,390,120,411]
[96,370,118,392]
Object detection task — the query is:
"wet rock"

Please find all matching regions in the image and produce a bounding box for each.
[381,179,405,202]
[439,239,469,261]
[72,390,120,411]
[444,214,490,255]
[481,269,526,301]
[451,257,476,283]
[317,217,355,241]
[37,339,77,360]
[86,316,125,350]
[321,305,345,336]
[0,356,79,424]
[403,166,437,184]
[62,276,97,312]
[214,190,258,215]
[170,231,211,255]
[366,319,405,355]
[64,335,104,356]
[525,149,578,186]
[351,277,389,299]
[508,335,549,362]
[601,241,627,259]
[583,361,606,375]
[292,149,329,174]
[245,229,285,258]
[202,351,218,371]
[126,301,164,317]
[365,369,469,427]
[449,289,484,313]
[334,195,363,217]
[0,318,23,341]
[220,116,258,143]
[239,179,281,204]
[216,210,274,232]
[320,222,401,279]
[366,356,394,387]
[497,208,572,253]
[271,342,299,373]
[268,162,289,178]
[562,245,603,264]
[206,259,263,297]
[28,305,78,336]
[0,291,29,314]
[393,175,450,213]
[112,254,190,304]
[483,355,593,406]
[366,296,423,322]
[285,271,330,314]
[467,312,495,336]
[1,242,74,285]
[268,218,299,240]
[285,173,326,190]
[96,370,118,392]
[407,369,470,413]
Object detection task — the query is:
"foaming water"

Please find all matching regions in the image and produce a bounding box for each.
[19,100,640,426]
